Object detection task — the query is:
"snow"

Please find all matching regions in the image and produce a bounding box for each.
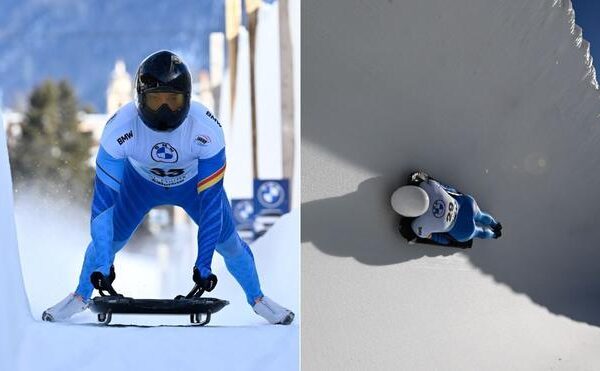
[0,105,30,371]
[302,0,600,369]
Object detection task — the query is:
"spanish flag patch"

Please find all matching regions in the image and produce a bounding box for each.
[197,164,226,193]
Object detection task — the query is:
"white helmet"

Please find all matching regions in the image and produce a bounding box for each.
[390,185,429,217]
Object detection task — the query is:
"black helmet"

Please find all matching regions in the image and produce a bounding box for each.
[135,50,192,131]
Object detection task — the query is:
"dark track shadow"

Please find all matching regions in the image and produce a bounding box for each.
[303,170,600,326]
[302,176,457,266]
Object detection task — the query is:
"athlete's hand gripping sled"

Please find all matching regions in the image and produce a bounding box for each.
[88,266,229,326]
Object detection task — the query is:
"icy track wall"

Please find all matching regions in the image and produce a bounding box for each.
[0,112,30,369]
[303,0,600,325]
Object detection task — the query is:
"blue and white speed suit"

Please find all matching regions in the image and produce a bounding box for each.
[411,179,498,245]
[75,102,263,305]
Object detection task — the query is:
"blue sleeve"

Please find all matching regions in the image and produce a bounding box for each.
[194,149,226,278]
[89,146,125,274]
[430,233,451,245]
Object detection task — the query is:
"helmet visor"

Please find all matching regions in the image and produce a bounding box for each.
[144,92,186,111]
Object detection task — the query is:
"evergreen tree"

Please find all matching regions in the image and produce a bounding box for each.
[9,79,94,201]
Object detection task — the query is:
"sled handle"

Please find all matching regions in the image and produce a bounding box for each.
[90,271,121,297]
[185,283,205,299]
[174,284,205,300]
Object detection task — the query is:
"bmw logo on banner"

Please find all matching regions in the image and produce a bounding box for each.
[254,179,290,216]
[232,199,255,225]
[253,179,290,238]
[231,199,255,243]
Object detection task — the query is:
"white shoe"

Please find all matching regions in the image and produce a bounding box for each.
[253,296,295,325]
[42,293,89,322]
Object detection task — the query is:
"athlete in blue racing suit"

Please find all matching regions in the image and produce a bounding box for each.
[42,50,294,325]
[395,172,502,247]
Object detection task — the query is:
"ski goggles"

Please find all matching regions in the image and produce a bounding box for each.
[144,91,186,111]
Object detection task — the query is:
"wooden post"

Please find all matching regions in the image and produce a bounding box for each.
[225,0,242,119]
[247,0,260,178]
[279,0,295,199]
[209,32,225,117]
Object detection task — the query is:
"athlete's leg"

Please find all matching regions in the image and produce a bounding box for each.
[472,200,498,227]
[474,211,497,227]
[215,232,264,305]
[75,163,159,299]
[183,190,263,305]
[473,226,496,240]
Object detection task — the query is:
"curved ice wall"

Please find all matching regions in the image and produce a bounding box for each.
[303,0,600,325]
[0,111,31,369]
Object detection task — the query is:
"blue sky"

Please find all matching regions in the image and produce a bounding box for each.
[571,1,600,73]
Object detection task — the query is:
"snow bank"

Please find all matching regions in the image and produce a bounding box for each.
[0,111,30,370]
[250,208,300,311]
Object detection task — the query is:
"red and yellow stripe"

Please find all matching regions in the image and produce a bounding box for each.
[197,164,226,193]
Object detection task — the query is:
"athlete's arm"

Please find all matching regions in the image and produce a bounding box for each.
[89,146,125,275]
[194,148,226,278]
